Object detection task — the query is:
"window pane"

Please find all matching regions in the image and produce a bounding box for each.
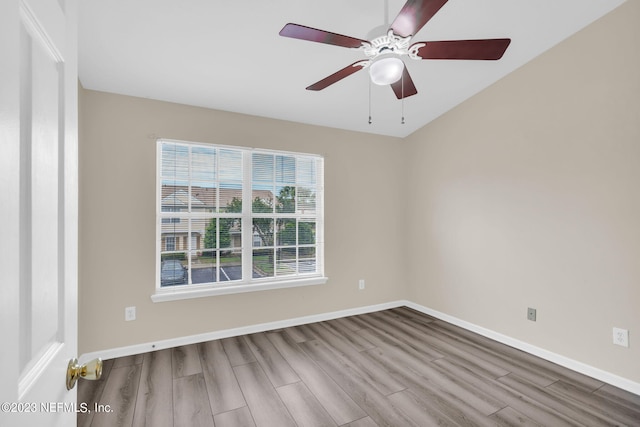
[160,254,188,287]
[191,146,216,182]
[161,143,189,181]
[298,220,316,245]
[276,186,295,213]
[221,218,241,249]
[253,248,274,279]
[276,248,297,276]
[161,186,189,212]
[278,219,296,246]
[275,155,295,184]
[161,218,187,251]
[252,153,273,183]
[220,184,242,213]
[297,157,316,186]
[220,251,242,281]
[191,250,216,284]
[297,187,316,214]
[219,149,242,181]
[253,218,274,248]
[299,247,317,274]
[191,184,216,213]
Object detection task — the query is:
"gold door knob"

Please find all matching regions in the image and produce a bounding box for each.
[66,358,103,390]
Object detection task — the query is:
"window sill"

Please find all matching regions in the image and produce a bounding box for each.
[151,276,329,303]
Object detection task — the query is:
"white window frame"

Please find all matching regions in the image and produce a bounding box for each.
[153,139,327,302]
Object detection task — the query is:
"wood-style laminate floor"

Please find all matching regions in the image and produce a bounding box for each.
[78,307,640,426]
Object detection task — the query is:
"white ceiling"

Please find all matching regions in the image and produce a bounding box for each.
[79,0,625,138]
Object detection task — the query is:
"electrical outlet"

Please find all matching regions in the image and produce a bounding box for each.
[613,327,629,347]
[527,307,536,322]
[358,279,365,290]
[125,306,136,321]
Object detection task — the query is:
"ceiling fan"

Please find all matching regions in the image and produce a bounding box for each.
[279,0,511,99]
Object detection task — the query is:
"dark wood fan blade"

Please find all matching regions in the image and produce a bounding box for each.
[390,67,418,99]
[410,39,511,60]
[279,23,368,49]
[390,0,448,38]
[306,61,369,91]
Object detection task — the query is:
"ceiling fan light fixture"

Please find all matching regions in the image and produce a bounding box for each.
[369,56,404,85]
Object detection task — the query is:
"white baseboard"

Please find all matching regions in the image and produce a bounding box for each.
[404,300,640,397]
[79,300,405,363]
[80,299,640,397]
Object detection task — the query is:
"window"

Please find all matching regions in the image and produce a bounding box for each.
[165,236,176,251]
[154,139,325,301]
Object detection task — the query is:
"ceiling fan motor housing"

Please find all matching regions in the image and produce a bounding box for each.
[363,30,412,59]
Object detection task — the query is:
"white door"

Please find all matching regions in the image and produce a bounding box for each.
[0,0,80,426]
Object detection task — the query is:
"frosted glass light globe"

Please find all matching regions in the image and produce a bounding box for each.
[369,57,404,85]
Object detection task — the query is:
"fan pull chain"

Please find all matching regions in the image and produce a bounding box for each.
[368,78,372,124]
[401,71,405,124]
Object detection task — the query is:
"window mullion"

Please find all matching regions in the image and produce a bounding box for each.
[215,147,219,215]
[241,151,253,283]
[216,219,220,283]
[186,146,192,284]
[273,154,277,278]
[316,158,325,275]
[214,147,219,284]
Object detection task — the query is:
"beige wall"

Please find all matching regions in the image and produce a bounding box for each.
[404,0,640,382]
[79,0,639,384]
[78,89,406,354]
